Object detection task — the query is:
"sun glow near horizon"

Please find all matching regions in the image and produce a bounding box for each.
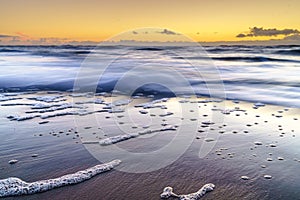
[1,0,300,44]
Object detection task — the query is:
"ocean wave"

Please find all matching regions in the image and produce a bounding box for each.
[31,50,90,58]
[135,47,164,51]
[275,49,300,56]
[212,56,300,63]
[0,48,26,53]
[220,79,300,87]
[173,55,300,63]
[0,45,94,58]
[205,46,256,53]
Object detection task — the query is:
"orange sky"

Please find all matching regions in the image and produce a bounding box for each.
[1,0,300,44]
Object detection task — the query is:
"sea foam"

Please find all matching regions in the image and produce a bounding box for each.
[99,125,177,146]
[0,160,121,197]
[160,183,215,199]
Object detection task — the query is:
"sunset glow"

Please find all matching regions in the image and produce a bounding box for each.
[1,0,300,44]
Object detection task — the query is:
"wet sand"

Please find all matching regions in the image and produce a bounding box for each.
[0,91,299,199]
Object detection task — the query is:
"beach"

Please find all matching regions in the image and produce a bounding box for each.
[0,91,299,199]
[1,0,300,198]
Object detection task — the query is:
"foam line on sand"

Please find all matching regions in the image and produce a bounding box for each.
[0,160,121,197]
[160,183,215,200]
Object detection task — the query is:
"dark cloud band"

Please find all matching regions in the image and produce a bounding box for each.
[157,29,179,35]
[236,27,299,38]
[0,34,17,38]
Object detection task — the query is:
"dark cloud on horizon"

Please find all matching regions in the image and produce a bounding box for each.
[0,34,73,45]
[157,29,179,35]
[236,27,300,38]
[132,30,178,35]
[0,34,17,38]
[283,34,300,41]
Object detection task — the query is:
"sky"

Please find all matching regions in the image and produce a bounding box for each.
[1,0,300,45]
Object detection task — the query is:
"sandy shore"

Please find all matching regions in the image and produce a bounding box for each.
[0,91,299,199]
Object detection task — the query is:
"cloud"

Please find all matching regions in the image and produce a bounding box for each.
[283,34,300,41]
[0,34,17,38]
[0,34,74,45]
[236,33,247,38]
[236,27,300,38]
[67,40,99,45]
[15,32,30,39]
[157,29,179,35]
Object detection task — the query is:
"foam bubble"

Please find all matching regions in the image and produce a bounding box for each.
[264,175,272,179]
[28,95,64,103]
[254,102,265,107]
[8,160,18,164]
[240,176,250,180]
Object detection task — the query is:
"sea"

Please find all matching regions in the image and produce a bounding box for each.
[1,45,300,107]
